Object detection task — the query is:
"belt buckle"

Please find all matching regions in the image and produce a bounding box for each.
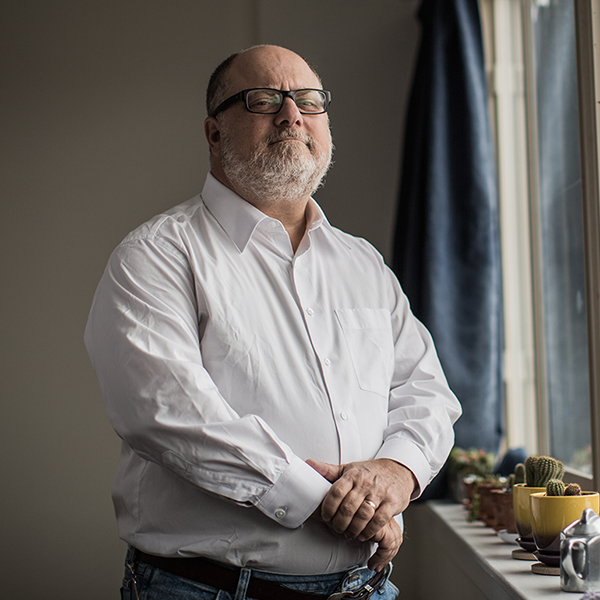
[326,564,391,600]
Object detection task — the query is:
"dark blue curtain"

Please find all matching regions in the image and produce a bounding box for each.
[392,0,503,463]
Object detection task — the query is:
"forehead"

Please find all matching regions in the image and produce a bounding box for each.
[226,47,322,94]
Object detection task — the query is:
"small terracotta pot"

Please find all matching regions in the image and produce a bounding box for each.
[477,483,504,526]
[491,489,517,533]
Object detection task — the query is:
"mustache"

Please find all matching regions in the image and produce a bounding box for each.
[265,129,313,148]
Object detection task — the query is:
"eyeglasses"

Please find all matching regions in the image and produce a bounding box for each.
[210,88,331,117]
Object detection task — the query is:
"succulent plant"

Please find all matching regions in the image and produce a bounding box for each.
[564,483,582,496]
[525,455,564,487]
[514,463,526,485]
[546,479,565,496]
[525,456,536,485]
[450,447,495,478]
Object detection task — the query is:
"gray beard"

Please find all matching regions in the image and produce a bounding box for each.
[220,128,333,205]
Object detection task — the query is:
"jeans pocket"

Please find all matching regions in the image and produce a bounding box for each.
[121,554,143,600]
[379,580,399,599]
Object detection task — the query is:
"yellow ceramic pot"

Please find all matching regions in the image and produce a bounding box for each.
[530,492,600,554]
[513,483,546,542]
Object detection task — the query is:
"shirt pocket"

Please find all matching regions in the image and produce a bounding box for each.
[335,308,394,397]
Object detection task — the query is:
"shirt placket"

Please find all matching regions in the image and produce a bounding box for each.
[291,248,363,464]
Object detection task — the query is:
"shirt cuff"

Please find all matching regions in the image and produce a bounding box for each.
[375,438,433,500]
[255,455,331,528]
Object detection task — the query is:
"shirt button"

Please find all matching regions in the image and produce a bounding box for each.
[269,221,278,229]
[306,308,314,316]
[275,508,287,519]
[340,412,348,420]
[323,358,331,366]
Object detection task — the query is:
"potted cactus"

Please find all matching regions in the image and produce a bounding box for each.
[491,470,519,538]
[449,447,494,504]
[472,475,506,526]
[546,480,582,497]
[513,456,565,556]
[530,480,599,571]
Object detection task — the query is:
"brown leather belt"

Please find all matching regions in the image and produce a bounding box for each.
[135,550,332,600]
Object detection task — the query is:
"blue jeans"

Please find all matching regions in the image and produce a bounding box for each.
[120,548,399,600]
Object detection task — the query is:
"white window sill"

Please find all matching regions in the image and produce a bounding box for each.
[391,500,587,599]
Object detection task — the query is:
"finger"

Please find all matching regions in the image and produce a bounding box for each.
[322,481,361,527]
[368,521,403,572]
[357,500,397,541]
[343,498,380,539]
[321,462,371,526]
[306,459,343,483]
[367,544,394,573]
[368,543,398,572]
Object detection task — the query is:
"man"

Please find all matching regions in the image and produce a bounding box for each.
[85,45,461,600]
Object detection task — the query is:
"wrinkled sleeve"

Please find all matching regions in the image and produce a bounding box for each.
[84,236,330,528]
[374,266,462,498]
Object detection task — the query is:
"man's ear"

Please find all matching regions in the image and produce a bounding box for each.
[204,117,221,157]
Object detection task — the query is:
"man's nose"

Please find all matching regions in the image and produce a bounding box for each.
[274,97,303,127]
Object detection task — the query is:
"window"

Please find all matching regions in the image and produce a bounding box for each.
[483,0,600,484]
[527,0,591,475]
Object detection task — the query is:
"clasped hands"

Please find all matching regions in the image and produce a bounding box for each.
[307,458,416,572]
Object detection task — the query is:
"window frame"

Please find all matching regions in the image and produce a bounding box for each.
[573,0,600,489]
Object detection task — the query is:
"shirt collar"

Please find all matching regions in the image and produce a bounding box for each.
[200,173,329,252]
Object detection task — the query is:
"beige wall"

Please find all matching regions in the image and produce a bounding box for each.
[0,1,420,597]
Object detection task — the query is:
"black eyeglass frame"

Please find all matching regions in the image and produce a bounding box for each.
[209,88,332,117]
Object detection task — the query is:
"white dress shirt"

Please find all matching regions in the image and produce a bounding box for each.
[85,173,461,574]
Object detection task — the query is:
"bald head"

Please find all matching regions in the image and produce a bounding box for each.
[206,45,322,117]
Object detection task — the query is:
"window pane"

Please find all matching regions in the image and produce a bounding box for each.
[531,0,591,474]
